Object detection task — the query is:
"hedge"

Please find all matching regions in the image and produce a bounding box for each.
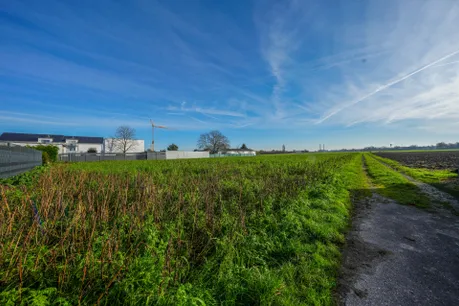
[28,145,59,164]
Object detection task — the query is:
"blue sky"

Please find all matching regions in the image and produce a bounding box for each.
[1,0,458,151]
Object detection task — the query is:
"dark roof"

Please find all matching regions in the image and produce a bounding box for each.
[0,132,103,144]
[223,148,255,152]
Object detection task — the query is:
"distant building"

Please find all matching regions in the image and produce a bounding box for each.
[0,132,146,154]
[219,148,256,156]
[103,138,145,153]
[0,132,103,154]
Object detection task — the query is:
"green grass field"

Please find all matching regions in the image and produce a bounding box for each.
[2,151,454,304]
[0,153,370,305]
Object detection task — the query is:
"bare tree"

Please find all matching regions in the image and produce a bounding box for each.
[114,126,137,153]
[105,138,117,153]
[197,130,230,154]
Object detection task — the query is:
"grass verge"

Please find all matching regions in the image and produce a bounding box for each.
[370,153,457,184]
[364,154,430,208]
[338,154,371,201]
[1,153,365,305]
[371,153,459,200]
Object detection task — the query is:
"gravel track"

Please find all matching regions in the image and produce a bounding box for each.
[338,160,459,306]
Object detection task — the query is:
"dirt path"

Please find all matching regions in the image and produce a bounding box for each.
[338,160,459,306]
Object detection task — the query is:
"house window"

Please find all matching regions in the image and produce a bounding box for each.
[66,141,78,153]
[39,138,52,144]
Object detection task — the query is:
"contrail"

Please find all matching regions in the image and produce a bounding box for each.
[189,116,207,124]
[433,60,459,67]
[316,48,459,124]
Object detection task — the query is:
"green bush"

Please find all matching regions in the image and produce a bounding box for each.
[28,145,59,163]
[41,151,50,165]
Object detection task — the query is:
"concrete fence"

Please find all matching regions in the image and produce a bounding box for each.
[59,152,166,162]
[210,152,256,158]
[164,151,210,159]
[58,151,210,162]
[0,145,42,179]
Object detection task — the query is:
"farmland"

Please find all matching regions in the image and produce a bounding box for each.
[372,151,459,199]
[374,151,459,170]
[0,153,367,305]
[1,151,458,305]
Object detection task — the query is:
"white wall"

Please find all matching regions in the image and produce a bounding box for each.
[104,139,145,153]
[165,151,210,159]
[77,143,103,153]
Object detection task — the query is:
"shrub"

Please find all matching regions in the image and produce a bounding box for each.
[42,151,50,165]
[167,143,179,151]
[87,147,98,153]
[29,145,59,163]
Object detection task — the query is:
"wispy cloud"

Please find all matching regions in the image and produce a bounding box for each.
[167,104,246,118]
[317,48,459,124]
[0,110,149,128]
[252,0,459,131]
[255,0,306,119]
[310,0,459,129]
[188,116,207,125]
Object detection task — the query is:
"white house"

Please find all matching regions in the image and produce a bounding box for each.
[0,132,104,154]
[103,138,145,153]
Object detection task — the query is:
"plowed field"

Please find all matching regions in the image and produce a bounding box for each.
[374,151,459,170]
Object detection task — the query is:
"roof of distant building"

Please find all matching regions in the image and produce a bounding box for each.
[0,132,104,144]
[222,148,255,152]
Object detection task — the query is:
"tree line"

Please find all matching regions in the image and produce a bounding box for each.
[112,126,254,153]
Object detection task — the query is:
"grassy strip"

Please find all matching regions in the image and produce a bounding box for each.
[370,153,457,184]
[364,154,430,208]
[371,153,459,200]
[373,149,459,153]
[338,153,371,200]
[0,153,362,305]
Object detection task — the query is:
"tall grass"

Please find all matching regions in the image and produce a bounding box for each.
[0,153,363,305]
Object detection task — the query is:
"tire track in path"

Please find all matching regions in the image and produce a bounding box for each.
[338,156,459,306]
[373,156,459,214]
